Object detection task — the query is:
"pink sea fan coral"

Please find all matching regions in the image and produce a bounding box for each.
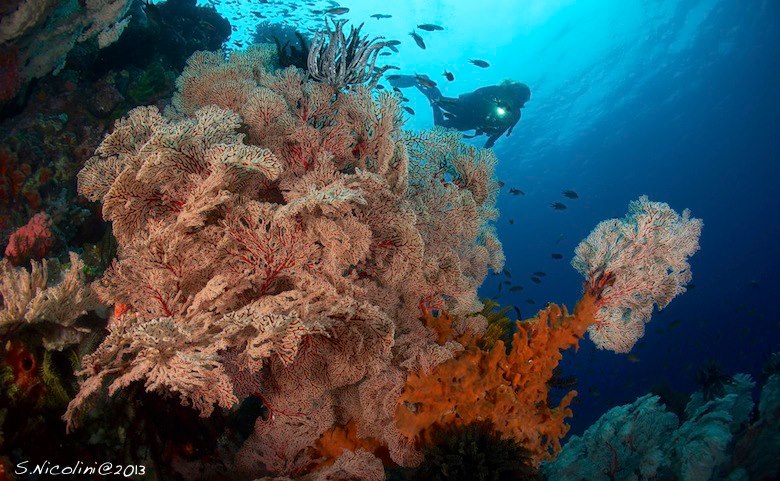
[4,212,54,265]
[572,196,702,353]
[66,47,504,477]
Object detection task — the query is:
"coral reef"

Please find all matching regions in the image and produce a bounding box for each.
[543,369,780,481]
[4,211,53,265]
[395,292,599,465]
[0,0,133,99]
[65,47,503,479]
[572,195,702,352]
[0,252,100,350]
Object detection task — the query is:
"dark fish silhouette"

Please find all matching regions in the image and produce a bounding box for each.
[371,13,392,19]
[533,271,546,277]
[443,70,454,81]
[508,218,514,225]
[326,7,349,15]
[376,84,385,89]
[379,52,392,56]
[497,181,505,187]
[562,190,579,199]
[509,286,523,292]
[385,40,401,46]
[502,268,512,278]
[509,188,524,196]
[551,253,563,259]
[551,202,567,210]
[469,58,490,68]
[417,23,444,31]
[403,106,415,115]
[415,74,437,88]
[410,30,426,49]
[531,276,542,284]
[513,306,522,319]
[525,299,536,305]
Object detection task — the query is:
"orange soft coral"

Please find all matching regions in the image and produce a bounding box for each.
[309,420,384,469]
[395,291,598,464]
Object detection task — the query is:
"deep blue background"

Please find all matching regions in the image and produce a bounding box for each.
[486,0,780,434]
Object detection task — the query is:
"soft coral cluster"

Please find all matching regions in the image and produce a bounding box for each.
[395,291,600,465]
[66,47,503,477]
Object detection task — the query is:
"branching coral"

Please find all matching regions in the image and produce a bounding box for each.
[395,292,599,465]
[572,196,702,352]
[0,252,99,350]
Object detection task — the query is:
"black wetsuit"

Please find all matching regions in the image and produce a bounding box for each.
[390,77,531,148]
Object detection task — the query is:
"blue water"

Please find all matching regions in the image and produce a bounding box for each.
[209,0,780,433]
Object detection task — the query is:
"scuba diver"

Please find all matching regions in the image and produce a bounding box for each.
[389,76,531,148]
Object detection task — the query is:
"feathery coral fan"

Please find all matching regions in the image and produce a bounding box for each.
[67,47,503,478]
[572,196,702,352]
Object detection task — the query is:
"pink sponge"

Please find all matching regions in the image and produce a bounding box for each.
[5,212,54,265]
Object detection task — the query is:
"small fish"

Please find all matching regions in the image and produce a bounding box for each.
[626,354,640,363]
[376,84,385,90]
[497,181,505,188]
[326,7,349,15]
[387,45,399,53]
[562,189,579,199]
[403,106,415,115]
[551,202,567,210]
[400,96,409,102]
[443,70,454,81]
[409,30,426,49]
[469,58,490,68]
[509,286,523,292]
[508,218,514,225]
[415,74,437,88]
[502,268,511,278]
[385,40,401,46]
[551,253,563,260]
[669,319,682,329]
[533,271,546,277]
[531,276,541,284]
[379,52,392,56]
[371,13,392,19]
[525,299,536,305]
[509,188,524,196]
[513,306,522,319]
[417,23,444,31]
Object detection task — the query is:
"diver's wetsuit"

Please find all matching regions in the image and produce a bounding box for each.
[389,76,531,148]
